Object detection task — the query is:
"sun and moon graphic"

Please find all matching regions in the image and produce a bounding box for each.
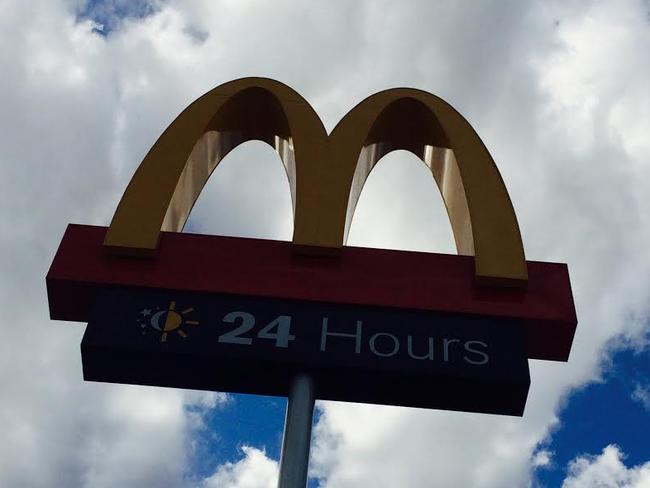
[138,301,199,342]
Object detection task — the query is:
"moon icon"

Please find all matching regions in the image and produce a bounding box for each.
[150,310,182,332]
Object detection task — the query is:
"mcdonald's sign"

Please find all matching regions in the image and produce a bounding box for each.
[47,78,576,416]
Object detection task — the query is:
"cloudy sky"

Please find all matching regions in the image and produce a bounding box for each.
[1,0,650,487]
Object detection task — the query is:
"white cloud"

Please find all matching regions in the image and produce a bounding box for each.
[631,384,650,412]
[532,449,553,468]
[201,447,278,488]
[1,0,649,487]
[562,445,650,488]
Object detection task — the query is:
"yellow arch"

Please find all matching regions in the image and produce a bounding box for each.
[104,77,527,286]
[323,90,527,286]
[103,78,328,254]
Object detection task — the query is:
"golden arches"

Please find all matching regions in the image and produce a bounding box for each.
[104,77,527,286]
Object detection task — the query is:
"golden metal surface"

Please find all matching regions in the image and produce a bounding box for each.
[104,78,527,286]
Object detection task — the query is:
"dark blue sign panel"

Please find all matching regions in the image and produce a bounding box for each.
[82,287,530,415]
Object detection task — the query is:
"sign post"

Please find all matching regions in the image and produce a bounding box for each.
[278,374,315,488]
[47,77,577,487]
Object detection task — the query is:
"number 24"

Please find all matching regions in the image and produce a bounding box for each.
[218,312,295,348]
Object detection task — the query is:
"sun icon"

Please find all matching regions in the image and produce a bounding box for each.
[141,301,199,342]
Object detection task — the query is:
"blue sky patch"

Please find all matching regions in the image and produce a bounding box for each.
[76,0,159,35]
[190,393,287,478]
[534,339,650,487]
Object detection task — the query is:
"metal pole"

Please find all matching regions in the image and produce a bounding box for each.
[277,373,315,488]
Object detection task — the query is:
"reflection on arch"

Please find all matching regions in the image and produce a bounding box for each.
[347,150,456,254]
[342,98,469,253]
[184,140,293,241]
[163,88,297,233]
